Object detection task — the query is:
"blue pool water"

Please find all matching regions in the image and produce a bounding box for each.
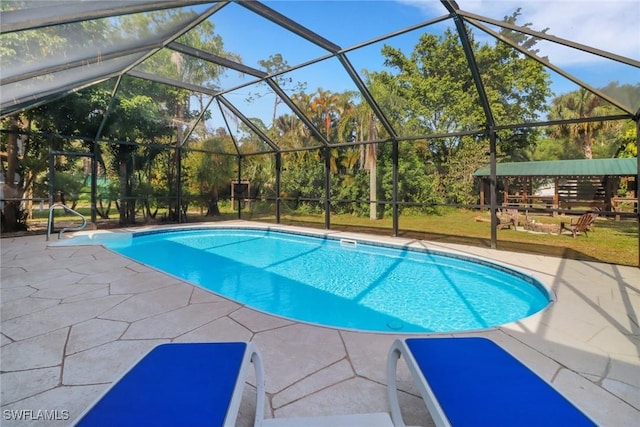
[104,228,550,333]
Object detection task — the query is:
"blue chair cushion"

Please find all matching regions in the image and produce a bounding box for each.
[76,342,247,427]
[405,337,596,427]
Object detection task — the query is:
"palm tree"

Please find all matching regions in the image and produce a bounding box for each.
[310,88,340,140]
[274,113,309,150]
[363,110,380,219]
[549,88,616,159]
[339,97,381,220]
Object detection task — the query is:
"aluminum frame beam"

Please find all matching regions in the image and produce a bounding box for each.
[465,18,639,115]
[457,9,640,68]
[1,0,220,33]
[237,0,341,53]
[442,0,499,247]
[2,45,157,86]
[127,69,220,96]
[265,80,331,146]
[217,95,280,153]
[337,53,397,139]
[168,42,267,78]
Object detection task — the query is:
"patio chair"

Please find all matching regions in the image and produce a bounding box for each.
[497,208,520,230]
[387,337,596,427]
[560,210,598,238]
[73,342,265,427]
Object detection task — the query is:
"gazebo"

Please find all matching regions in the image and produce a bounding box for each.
[474,158,638,217]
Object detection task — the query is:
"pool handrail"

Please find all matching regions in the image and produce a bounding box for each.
[46,203,87,241]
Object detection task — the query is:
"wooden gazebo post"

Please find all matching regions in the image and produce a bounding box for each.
[553,178,560,217]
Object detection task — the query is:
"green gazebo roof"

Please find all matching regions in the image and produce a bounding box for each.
[474,158,638,178]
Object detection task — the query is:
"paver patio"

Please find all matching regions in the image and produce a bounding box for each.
[1,221,638,426]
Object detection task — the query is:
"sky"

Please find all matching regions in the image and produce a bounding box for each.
[202,0,640,128]
[406,0,640,62]
[406,0,640,95]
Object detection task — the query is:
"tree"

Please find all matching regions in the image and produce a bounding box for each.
[0,8,109,231]
[273,113,309,149]
[1,116,24,231]
[378,139,443,215]
[101,86,172,224]
[250,54,307,124]
[335,89,382,219]
[614,121,638,158]
[185,134,236,216]
[368,12,551,204]
[548,82,639,160]
[549,88,617,159]
[310,88,341,140]
[281,149,324,213]
[529,136,584,161]
[96,11,239,224]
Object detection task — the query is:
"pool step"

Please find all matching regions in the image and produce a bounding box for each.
[262,412,397,427]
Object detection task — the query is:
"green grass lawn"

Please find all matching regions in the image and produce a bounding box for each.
[243,209,639,267]
[28,206,639,266]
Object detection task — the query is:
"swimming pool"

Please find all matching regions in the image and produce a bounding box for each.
[101,227,550,333]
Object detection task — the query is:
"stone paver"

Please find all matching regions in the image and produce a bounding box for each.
[273,377,389,418]
[122,301,239,339]
[271,359,355,410]
[66,319,128,355]
[253,324,346,394]
[1,223,638,426]
[98,284,192,322]
[1,367,61,406]
[1,328,68,371]
[2,295,130,341]
[174,316,252,343]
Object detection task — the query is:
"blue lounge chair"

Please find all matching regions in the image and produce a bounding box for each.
[74,342,265,427]
[387,337,597,427]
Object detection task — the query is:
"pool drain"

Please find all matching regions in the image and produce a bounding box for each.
[387,321,403,330]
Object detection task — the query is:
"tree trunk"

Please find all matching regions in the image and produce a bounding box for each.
[582,133,593,159]
[369,158,377,220]
[118,156,127,225]
[2,116,20,232]
[206,188,220,216]
[366,111,378,220]
[96,198,111,219]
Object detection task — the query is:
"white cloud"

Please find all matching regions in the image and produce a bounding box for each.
[401,0,640,66]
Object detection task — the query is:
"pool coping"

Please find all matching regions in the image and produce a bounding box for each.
[53,222,555,335]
